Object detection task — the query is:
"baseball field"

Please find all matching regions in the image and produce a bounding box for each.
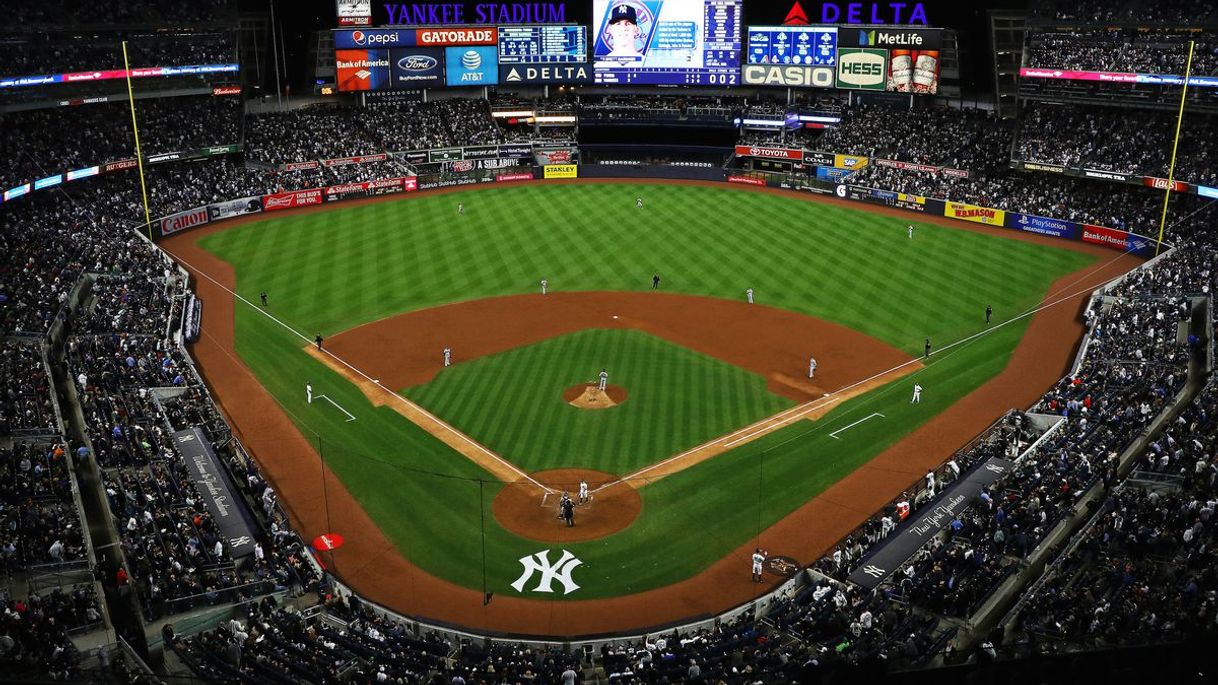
[163,180,1140,635]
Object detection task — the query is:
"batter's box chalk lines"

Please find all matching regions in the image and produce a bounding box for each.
[828,412,885,440]
[314,394,357,422]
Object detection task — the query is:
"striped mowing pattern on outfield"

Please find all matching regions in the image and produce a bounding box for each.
[202,183,1091,356]
[201,182,1102,598]
[404,328,793,475]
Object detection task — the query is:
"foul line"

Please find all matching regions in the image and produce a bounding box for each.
[829,412,884,439]
[315,394,356,422]
[170,253,554,495]
[595,263,1140,494]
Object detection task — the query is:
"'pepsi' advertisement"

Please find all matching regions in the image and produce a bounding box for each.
[446,46,499,85]
[390,47,445,87]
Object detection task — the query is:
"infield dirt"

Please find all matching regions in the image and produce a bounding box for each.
[161,179,1142,636]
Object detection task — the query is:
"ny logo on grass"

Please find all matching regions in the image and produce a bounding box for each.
[511,549,582,595]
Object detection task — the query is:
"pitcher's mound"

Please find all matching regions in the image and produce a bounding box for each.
[563,383,627,409]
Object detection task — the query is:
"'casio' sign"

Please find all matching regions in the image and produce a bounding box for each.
[743,65,833,88]
[398,55,437,71]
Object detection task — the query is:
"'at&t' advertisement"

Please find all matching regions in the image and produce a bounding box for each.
[445,46,499,86]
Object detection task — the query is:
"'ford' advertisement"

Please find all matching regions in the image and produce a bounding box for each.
[389,47,445,87]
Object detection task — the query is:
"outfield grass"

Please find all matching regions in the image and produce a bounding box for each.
[404,328,793,474]
[201,182,1099,599]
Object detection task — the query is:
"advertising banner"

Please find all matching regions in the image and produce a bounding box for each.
[103,158,138,173]
[727,175,766,186]
[1143,176,1190,193]
[498,143,534,158]
[262,188,325,211]
[419,175,495,190]
[283,160,321,171]
[337,0,372,26]
[324,176,416,201]
[336,49,392,91]
[174,428,258,557]
[543,164,578,179]
[742,64,835,88]
[463,145,501,160]
[334,27,497,49]
[1081,224,1156,256]
[499,63,592,84]
[944,201,1005,226]
[836,48,888,90]
[534,148,574,165]
[496,172,534,182]
[401,150,429,164]
[0,64,238,89]
[1082,168,1130,183]
[322,153,389,167]
[833,154,868,170]
[874,158,938,174]
[445,46,499,86]
[735,145,803,161]
[429,148,464,163]
[843,27,943,49]
[803,150,836,166]
[388,47,445,88]
[207,197,263,221]
[160,207,210,236]
[1020,161,1066,173]
[1005,212,1079,239]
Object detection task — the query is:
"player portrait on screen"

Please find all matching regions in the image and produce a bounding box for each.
[596,1,653,63]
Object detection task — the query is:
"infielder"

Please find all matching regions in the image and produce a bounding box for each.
[636,196,643,208]
[578,480,589,504]
[986,304,993,323]
[540,278,548,295]
[260,291,268,306]
[306,383,313,404]
[908,224,914,239]
[924,338,932,359]
[746,288,754,304]
[808,356,817,379]
[443,347,452,367]
[751,548,767,582]
[911,382,923,403]
[598,368,609,392]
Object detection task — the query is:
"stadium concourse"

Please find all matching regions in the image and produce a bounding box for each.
[2,0,1218,683]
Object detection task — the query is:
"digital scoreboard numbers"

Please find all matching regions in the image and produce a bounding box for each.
[498,25,587,64]
[593,0,743,86]
[747,26,837,66]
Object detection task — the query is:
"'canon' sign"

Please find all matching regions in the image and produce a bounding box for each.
[161,208,209,236]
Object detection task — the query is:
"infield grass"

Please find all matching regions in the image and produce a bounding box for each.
[199,182,1101,600]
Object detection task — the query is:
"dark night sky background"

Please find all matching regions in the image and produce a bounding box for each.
[267,0,1030,94]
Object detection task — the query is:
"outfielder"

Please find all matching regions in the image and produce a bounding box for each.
[751,548,767,582]
[636,196,643,208]
[746,288,754,304]
[541,278,548,295]
[458,202,464,214]
[808,356,817,379]
[908,224,914,239]
[578,480,589,504]
[443,347,452,367]
[598,368,609,392]
[306,383,313,404]
[911,383,923,403]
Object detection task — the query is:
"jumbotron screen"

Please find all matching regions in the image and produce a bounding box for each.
[592,0,742,86]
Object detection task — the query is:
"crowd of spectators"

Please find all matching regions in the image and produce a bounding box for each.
[0,340,57,434]
[1,584,102,678]
[0,441,86,574]
[1013,102,1218,185]
[0,31,236,78]
[14,0,238,28]
[0,94,241,189]
[1025,30,1218,76]
[1031,0,1217,26]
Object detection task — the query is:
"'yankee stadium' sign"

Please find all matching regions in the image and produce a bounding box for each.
[382,2,566,24]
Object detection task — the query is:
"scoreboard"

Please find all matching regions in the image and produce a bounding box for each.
[592,0,743,87]
[498,25,587,63]
[747,26,837,66]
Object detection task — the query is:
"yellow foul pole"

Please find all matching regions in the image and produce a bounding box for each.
[122,41,154,241]
[1155,40,1195,256]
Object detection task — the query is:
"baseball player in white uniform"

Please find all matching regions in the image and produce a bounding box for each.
[808,356,817,379]
[746,288,754,304]
[578,480,589,504]
[443,347,452,367]
[636,196,643,208]
[306,383,313,404]
[751,548,766,582]
[598,368,609,392]
[540,278,548,295]
[908,224,914,239]
[911,382,922,403]
[458,203,464,214]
